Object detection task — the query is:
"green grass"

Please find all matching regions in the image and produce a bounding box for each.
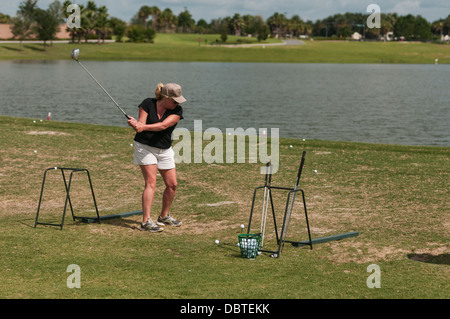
[0,33,449,63]
[0,116,449,299]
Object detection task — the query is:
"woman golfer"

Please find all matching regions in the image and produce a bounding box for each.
[127,83,186,232]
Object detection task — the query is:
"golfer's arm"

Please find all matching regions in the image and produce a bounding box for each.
[146,115,180,131]
[138,109,180,131]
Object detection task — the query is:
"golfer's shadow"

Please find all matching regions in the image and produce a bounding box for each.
[99,217,141,230]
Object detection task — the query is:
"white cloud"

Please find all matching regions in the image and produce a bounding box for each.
[392,0,421,16]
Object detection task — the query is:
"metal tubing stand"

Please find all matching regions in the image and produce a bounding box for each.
[34,167,100,230]
[247,185,313,257]
[247,152,313,258]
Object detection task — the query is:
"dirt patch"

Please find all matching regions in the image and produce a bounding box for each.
[328,241,449,264]
[27,131,71,136]
[200,201,238,207]
[313,151,332,155]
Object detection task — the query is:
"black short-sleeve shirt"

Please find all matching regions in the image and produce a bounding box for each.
[133,98,183,149]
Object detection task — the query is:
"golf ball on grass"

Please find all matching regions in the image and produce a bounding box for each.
[215,240,219,244]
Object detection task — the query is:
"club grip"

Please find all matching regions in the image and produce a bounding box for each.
[295,151,307,185]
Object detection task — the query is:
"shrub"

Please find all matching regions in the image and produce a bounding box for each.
[127,25,156,43]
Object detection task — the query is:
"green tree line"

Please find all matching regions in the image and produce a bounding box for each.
[3,0,450,46]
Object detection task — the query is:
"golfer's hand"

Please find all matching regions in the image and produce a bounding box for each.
[127,117,137,127]
[134,122,146,133]
[127,118,145,133]
[127,117,140,132]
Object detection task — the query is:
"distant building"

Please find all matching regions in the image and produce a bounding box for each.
[0,24,71,40]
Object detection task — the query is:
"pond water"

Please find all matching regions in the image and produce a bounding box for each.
[0,60,448,146]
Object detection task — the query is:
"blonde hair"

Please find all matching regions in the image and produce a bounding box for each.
[155,82,166,101]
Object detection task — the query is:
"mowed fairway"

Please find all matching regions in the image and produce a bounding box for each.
[0,33,448,300]
[0,33,449,64]
[0,116,448,299]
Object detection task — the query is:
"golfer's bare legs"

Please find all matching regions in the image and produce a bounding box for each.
[140,164,157,223]
[159,168,177,218]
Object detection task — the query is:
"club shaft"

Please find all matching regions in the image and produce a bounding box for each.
[77,61,129,119]
[260,162,272,248]
[280,151,307,251]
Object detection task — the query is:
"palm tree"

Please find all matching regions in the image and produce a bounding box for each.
[149,6,161,30]
[158,8,177,33]
[380,13,397,39]
[289,15,305,37]
[95,5,109,43]
[63,0,75,42]
[303,20,313,36]
[178,9,195,33]
[231,13,244,36]
[137,5,151,27]
[267,12,287,38]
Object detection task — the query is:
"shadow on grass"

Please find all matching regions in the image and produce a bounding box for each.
[1,44,47,52]
[17,218,38,229]
[23,44,45,52]
[407,253,450,265]
[19,218,66,231]
[2,46,22,52]
[90,217,141,230]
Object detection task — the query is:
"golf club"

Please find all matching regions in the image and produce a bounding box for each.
[71,48,130,119]
[279,151,307,254]
[260,161,272,249]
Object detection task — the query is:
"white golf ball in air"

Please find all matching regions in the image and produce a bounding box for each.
[314,170,318,173]
[240,224,245,229]
[215,240,219,244]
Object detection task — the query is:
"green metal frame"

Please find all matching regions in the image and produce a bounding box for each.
[34,167,143,229]
[290,231,360,247]
[247,152,359,258]
[34,167,100,230]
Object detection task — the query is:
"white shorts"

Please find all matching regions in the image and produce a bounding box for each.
[133,141,175,170]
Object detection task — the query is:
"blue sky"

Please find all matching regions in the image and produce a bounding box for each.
[3,0,450,22]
